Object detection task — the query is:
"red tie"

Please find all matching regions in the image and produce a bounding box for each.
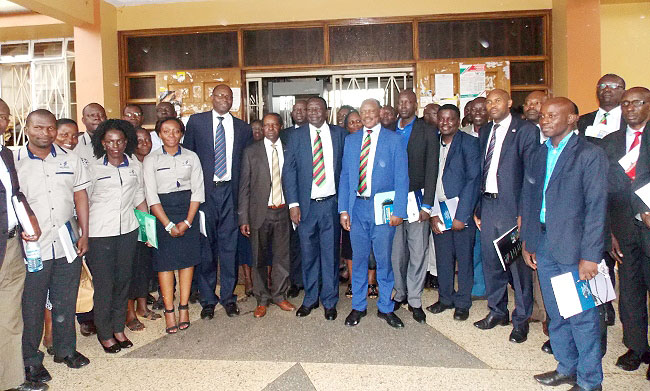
[626,131,643,180]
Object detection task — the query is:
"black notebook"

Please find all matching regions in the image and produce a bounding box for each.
[493,225,522,271]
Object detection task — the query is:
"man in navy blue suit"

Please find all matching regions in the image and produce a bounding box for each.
[282,97,346,321]
[427,104,480,321]
[184,84,252,319]
[522,97,607,391]
[473,89,537,343]
[340,98,409,329]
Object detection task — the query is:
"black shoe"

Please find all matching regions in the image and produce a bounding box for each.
[425,301,453,314]
[533,370,576,386]
[97,336,121,354]
[200,305,215,320]
[9,381,49,391]
[189,290,199,304]
[541,339,553,354]
[224,302,240,317]
[509,326,529,343]
[152,297,164,311]
[473,313,509,330]
[567,385,601,391]
[393,300,406,312]
[78,320,96,337]
[296,303,319,317]
[324,307,337,320]
[646,364,649,381]
[430,275,439,290]
[287,285,302,298]
[24,365,51,383]
[344,309,367,326]
[45,346,54,356]
[408,305,426,324]
[53,351,90,369]
[146,293,156,305]
[604,302,615,326]
[345,284,353,298]
[115,337,133,349]
[453,308,469,321]
[377,311,404,328]
[615,349,650,371]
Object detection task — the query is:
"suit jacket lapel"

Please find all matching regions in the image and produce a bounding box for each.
[444,132,460,171]
[257,142,271,187]
[497,117,518,163]
[547,134,578,188]
[330,125,340,169]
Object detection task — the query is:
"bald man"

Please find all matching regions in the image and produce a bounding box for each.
[75,103,107,164]
[522,97,607,391]
[423,103,440,128]
[524,90,549,144]
[578,74,626,143]
[473,89,537,343]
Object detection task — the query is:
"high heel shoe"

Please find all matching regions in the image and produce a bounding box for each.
[97,336,121,354]
[164,307,178,334]
[178,304,191,331]
[114,335,133,349]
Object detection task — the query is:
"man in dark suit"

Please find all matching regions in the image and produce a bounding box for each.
[427,104,480,321]
[391,90,438,324]
[239,113,295,318]
[283,97,346,320]
[610,87,650,378]
[184,84,252,319]
[522,97,607,391]
[473,89,537,343]
[0,98,45,391]
[340,98,409,328]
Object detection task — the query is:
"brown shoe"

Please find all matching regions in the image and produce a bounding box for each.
[254,306,267,318]
[274,300,296,311]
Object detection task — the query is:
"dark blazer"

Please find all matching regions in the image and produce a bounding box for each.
[279,125,296,145]
[0,146,35,268]
[282,123,346,221]
[440,131,481,225]
[183,111,253,207]
[630,122,650,216]
[520,134,608,264]
[338,127,409,218]
[238,140,288,230]
[476,115,537,220]
[404,118,439,206]
[577,109,626,147]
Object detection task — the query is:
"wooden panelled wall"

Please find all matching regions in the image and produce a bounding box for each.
[119,10,552,125]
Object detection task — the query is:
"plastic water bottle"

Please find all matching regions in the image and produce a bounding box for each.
[24,240,43,272]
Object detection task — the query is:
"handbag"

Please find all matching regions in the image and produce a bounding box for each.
[76,258,94,313]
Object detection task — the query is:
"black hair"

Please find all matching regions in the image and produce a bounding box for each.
[340,105,354,112]
[438,104,461,119]
[154,116,185,135]
[92,119,137,159]
[56,118,77,129]
[343,109,360,130]
[26,109,55,127]
[263,112,284,128]
[123,103,143,115]
[307,96,328,109]
[250,119,263,126]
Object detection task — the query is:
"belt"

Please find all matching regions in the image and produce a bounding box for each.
[356,196,371,200]
[311,195,334,202]
[540,223,546,233]
[268,204,286,210]
[214,181,231,187]
[482,192,498,199]
[7,226,17,239]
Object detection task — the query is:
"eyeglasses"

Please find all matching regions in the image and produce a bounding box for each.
[124,112,142,118]
[597,82,624,90]
[621,100,647,108]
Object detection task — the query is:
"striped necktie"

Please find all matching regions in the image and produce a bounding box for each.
[599,112,609,125]
[481,123,500,192]
[271,144,282,206]
[626,131,643,180]
[312,129,325,187]
[214,116,227,179]
[358,129,372,195]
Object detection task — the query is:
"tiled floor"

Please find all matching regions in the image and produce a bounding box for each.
[43,285,648,390]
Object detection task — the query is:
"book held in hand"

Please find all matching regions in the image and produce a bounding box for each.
[431,197,459,231]
[374,191,395,225]
[492,225,522,271]
[58,218,80,263]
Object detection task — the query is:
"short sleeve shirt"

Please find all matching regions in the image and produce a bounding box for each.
[142,146,205,207]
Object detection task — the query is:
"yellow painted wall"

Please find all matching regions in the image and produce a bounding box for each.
[115,0,552,30]
[12,0,94,26]
[100,1,120,118]
[601,2,650,89]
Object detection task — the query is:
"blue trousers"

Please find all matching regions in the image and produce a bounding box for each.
[536,232,603,390]
[289,227,303,287]
[471,229,486,296]
[350,198,395,314]
[198,183,238,307]
[297,196,340,309]
[433,223,475,310]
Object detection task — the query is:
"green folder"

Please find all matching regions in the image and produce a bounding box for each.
[134,209,158,249]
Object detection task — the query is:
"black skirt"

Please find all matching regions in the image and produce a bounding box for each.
[152,190,200,272]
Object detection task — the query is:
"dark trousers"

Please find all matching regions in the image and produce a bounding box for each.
[22,256,81,365]
[251,207,291,306]
[480,197,533,327]
[129,242,152,299]
[87,230,138,341]
[198,182,238,307]
[297,196,340,309]
[434,223,476,310]
[289,227,303,287]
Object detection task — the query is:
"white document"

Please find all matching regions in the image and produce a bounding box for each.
[551,260,616,319]
[11,196,35,235]
[58,220,80,264]
[406,189,424,223]
[459,64,486,97]
[584,124,616,139]
[199,211,207,237]
[434,73,454,99]
[231,87,241,112]
[635,182,650,209]
[431,197,459,231]
[619,144,640,174]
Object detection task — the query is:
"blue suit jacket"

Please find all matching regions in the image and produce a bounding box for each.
[520,134,608,265]
[183,111,252,207]
[282,123,346,221]
[338,128,409,219]
[440,131,481,224]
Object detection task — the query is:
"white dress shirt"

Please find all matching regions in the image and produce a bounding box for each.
[537,123,548,144]
[264,137,285,206]
[358,124,381,197]
[150,130,163,152]
[0,147,18,229]
[309,123,336,198]
[212,111,234,182]
[626,125,643,152]
[593,105,622,134]
[484,114,512,193]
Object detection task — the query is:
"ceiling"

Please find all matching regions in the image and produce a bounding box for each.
[0,0,29,14]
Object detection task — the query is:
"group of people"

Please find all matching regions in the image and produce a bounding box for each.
[0,73,649,391]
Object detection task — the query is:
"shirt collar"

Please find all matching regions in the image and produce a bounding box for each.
[309,123,329,133]
[493,114,512,128]
[264,137,282,148]
[363,123,381,134]
[103,154,129,167]
[26,143,57,160]
[597,105,622,116]
[544,131,573,150]
[212,111,232,121]
[162,146,182,156]
[397,117,416,130]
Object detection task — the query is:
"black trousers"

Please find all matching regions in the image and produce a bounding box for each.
[87,230,138,340]
[289,226,303,287]
[129,242,152,299]
[22,256,81,365]
[434,224,476,310]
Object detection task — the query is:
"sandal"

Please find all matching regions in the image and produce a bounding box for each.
[141,309,162,320]
[126,318,145,331]
[178,304,191,331]
[164,308,178,334]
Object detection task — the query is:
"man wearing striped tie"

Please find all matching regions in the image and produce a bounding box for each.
[283,97,347,321]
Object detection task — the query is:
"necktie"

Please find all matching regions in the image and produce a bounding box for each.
[358,129,372,195]
[214,116,227,179]
[626,131,643,180]
[312,129,325,187]
[599,112,609,125]
[481,123,500,192]
[271,144,282,206]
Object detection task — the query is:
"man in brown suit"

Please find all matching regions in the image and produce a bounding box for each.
[0,98,44,391]
[239,113,295,318]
